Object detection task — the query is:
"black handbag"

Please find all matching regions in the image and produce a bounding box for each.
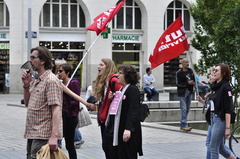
[205,106,211,125]
[87,96,96,104]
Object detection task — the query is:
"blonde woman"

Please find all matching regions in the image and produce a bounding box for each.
[94,58,122,159]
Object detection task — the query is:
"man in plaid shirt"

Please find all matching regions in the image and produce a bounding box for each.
[21,46,63,159]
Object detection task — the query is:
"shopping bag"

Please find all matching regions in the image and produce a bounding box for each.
[77,103,92,128]
[36,144,68,159]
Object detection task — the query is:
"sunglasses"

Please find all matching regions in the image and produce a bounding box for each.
[58,70,64,73]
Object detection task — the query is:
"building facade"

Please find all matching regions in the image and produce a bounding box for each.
[0,0,198,94]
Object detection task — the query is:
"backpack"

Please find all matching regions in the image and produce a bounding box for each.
[139,95,150,122]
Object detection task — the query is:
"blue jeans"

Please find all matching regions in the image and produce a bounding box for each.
[197,84,210,94]
[144,87,158,100]
[179,89,192,128]
[74,129,83,144]
[206,125,233,159]
[209,113,232,159]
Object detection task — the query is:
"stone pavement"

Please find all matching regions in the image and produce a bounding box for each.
[0,93,226,159]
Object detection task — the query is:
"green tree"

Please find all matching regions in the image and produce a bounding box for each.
[190,0,240,125]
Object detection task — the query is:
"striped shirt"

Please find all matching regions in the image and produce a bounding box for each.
[24,70,63,139]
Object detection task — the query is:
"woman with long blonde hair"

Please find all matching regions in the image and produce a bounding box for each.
[94,58,122,159]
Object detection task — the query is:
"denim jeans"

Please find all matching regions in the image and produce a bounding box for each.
[144,87,158,100]
[197,84,210,94]
[209,113,232,159]
[179,89,191,128]
[74,129,83,144]
[206,125,233,159]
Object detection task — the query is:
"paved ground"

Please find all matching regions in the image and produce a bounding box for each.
[0,93,227,159]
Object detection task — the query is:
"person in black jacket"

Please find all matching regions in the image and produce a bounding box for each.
[176,58,195,131]
[207,64,236,159]
[106,65,143,159]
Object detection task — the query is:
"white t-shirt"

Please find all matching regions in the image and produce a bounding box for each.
[85,85,93,101]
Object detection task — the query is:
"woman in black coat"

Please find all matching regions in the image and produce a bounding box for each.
[106,65,143,159]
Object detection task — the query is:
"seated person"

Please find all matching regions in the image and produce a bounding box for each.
[143,67,158,101]
[195,72,210,94]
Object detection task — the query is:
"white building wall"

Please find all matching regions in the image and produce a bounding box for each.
[4,0,197,93]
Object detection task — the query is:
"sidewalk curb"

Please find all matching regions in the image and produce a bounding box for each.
[8,103,208,137]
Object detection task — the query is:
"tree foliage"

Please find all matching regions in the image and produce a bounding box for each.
[190,0,240,124]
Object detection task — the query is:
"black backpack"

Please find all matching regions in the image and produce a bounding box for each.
[139,96,150,122]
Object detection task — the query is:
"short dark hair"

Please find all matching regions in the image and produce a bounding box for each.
[118,65,140,85]
[146,67,151,73]
[59,63,73,78]
[31,46,53,70]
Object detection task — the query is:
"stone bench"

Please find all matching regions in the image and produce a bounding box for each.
[139,89,164,101]
[165,89,205,101]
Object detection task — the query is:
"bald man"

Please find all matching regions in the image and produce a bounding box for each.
[176,58,195,131]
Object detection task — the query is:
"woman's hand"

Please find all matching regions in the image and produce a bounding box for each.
[108,91,114,100]
[123,129,131,142]
[204,93,211,99]
[87,103,96,111]
[225,128,230,139]
[197,95,205,104]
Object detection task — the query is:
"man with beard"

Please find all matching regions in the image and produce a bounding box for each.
[176,58,195,131]
[21,46,63,159]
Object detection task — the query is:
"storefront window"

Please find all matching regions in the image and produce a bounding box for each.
[40,0,85,28]
[39,41,51,49]
[40,41,85,50]
[40,41,85,81]
[112,43,141,73]
[112,43,124,50]
[52,42,68,49]
[70,42,85,49]
[0,41,9,93]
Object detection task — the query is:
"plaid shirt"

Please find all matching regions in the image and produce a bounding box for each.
[24,70,63,139]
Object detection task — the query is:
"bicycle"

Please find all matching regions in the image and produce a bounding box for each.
[229,123,240,158]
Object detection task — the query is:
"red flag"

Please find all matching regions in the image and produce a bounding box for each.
[86,1,126,35]
[149,16,189,69]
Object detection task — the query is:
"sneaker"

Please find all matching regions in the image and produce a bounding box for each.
[180,127,192,131]
[75,140,85,149]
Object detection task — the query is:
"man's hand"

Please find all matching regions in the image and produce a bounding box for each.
[188,80,195,85]
[48,137,58,152]
[22,70,32,87]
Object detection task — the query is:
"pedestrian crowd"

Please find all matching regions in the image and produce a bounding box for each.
[21,46,236,159]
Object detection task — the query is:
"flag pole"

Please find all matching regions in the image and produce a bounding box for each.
[188,50,199,96]
[66,34,101,86]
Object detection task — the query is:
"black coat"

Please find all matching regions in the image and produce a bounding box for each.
[176,68,195,96]
[107,84,143,159]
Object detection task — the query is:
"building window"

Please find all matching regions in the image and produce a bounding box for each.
[0,0,9,27]
[39,41,85,50]
[39,0,85,28]
[112,0,141,29]
[164,0,190,31]
[112,42,141,73]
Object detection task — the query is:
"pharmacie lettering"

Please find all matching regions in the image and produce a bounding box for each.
[113,35,139,41]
